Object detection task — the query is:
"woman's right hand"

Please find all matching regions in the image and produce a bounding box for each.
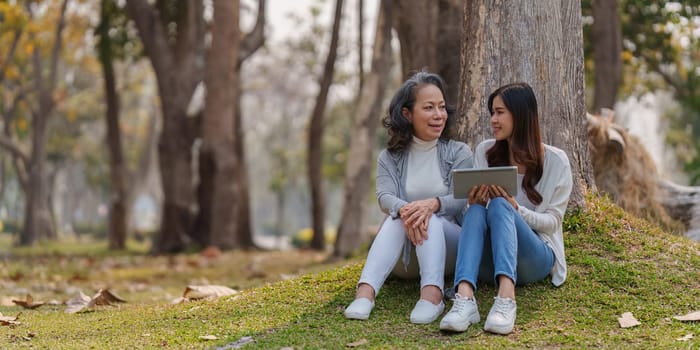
[468,185,490,206]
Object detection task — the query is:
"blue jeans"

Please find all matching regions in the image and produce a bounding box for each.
[453,197,554,291]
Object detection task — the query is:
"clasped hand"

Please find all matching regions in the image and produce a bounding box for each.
[468,185,518,209]
[399,198,438,246]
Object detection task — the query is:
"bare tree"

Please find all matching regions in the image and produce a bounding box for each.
[198,0,240,249]
[125,0,205,253]
[334,0,393,258]
[456,0,593,208]
[591,0,622,112]
[307,0,344,251]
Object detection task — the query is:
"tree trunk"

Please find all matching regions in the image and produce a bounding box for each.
[126,0,204,253]
[99,0,128,250]
[393,0,462,104]
[307,0,344,251]
[232,73,255,248]
[22,114,54,245]
[334,0,393,258]
[198,0,240,249]
[591,0,622,112]
[456,0,593,208]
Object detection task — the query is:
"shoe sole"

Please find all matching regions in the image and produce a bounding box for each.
[439,313,480,332]
[483,322,514,335]
[344,311,370,320]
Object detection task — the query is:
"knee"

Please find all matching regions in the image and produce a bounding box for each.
[489,197,511,210]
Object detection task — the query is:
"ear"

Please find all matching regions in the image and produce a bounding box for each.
[586,112,599,127]
[607,127,625,154]
[402,107,411,122]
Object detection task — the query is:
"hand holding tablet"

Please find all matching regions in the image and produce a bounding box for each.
[452,166,518,199]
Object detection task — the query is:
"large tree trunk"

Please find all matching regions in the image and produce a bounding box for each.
[334,0,393,258]
[456,0,593,208]
[393,0,462,104]
[126,0,204,253]
[232,74,255,248]
[198,0,240,249]
[98,0,128,250]
[307,0,344,251]
[591,0,622,112]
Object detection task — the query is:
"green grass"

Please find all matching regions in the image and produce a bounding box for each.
[1,194,699,349]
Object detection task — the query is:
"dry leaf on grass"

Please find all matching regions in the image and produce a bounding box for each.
[172,285,238,304]
[673,310,700,322]
[346,338,369,347]
[199,335,218,340]
[618,312,641,328]
[65,289,127,314]
[12,294,46,310]
[676,334,693,341]
[0,312,21,326]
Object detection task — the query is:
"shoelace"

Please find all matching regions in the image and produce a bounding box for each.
[492,298,514,316]
[451,294,474,315]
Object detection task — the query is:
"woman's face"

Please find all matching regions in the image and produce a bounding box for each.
[402,84,447,141]
[490,95,514,141]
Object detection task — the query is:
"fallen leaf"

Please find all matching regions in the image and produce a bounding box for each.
[183,285,238,300]
[0,312,21,326]
[199,335,218,340]
[12,294,45,310]
[89,289,127,306]
[65,291,92,314]
[674,310,700,322]
[171,297,189,305]
[618,312,641,328]
[347,338,368,347]
[676,334,693,341]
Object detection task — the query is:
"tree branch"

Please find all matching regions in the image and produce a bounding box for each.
[47,0,69,94]
[125,0,174,78]
[0,136,29,165]
[239,0,266,63]
[0,29,23,84]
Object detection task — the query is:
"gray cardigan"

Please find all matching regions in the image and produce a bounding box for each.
[376,138,473,224]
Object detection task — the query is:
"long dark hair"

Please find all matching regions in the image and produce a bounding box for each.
[486,82,543,205]
[382,71,455,153]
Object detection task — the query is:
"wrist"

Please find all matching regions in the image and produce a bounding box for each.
[433,197,441,212]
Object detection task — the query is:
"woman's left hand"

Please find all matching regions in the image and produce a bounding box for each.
[490,185,518,210]
[400,198,438,230]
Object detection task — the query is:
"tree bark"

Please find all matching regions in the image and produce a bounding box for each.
[199,0,240,249]
[393,0,462,104]
[591,0,622,112]
[126,0,204,253]
[334,0,393,258]
[456,0,593,208]
[98,0,128,250]
[307,0,344,251]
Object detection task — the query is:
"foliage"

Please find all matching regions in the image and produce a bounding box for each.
[582,0,700,185]
[0,195,699,348]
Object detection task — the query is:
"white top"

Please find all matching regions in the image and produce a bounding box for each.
[474,139,573,286]
[405,137,448,201]
[515,173,536,210]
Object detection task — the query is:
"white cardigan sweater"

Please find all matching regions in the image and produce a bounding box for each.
[474,139,573,286]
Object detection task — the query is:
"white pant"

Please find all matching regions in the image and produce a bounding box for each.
[358,215,460,296]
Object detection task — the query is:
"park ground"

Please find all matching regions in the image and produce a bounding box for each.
[0,194,699,349]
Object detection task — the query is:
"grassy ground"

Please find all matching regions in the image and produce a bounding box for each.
[1,194,699,349]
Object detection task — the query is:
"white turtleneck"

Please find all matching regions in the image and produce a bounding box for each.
[405,136,448,202]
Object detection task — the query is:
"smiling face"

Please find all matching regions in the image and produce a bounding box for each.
[402,84,447,141]
[490,95,514,141]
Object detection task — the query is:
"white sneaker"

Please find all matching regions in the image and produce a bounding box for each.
[484,296,517,334]
[439,294,480,332]
[410,299,445,324]
[344,298,374,320]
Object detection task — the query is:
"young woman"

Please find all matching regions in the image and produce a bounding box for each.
[344,71,473,324]
[439,82,573,334]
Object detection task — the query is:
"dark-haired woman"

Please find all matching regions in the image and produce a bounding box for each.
[439,82,573,334]
[344,71,473,324]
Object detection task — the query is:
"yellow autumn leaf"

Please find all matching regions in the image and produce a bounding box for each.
[16,117,27,133]
[66,109,77,122]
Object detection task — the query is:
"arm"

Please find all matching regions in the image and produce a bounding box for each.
[518,164,573,234]
[376,151,407,219]
[435,142,473,217]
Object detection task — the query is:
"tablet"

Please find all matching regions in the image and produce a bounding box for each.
[452,166,518,199]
